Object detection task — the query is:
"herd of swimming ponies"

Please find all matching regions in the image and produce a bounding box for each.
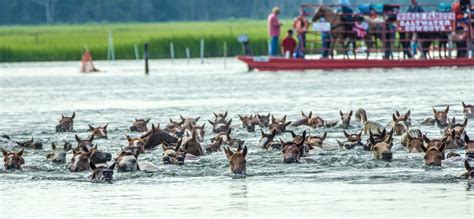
[1,101,474,186]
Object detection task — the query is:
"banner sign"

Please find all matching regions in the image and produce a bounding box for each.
[312,22,331,32]
[397,12,455,32]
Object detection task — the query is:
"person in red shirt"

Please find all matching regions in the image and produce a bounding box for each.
[281,30,297,58]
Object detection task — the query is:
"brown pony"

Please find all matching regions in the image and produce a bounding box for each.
[206,137,223,153]
[260,129,282,150]
[443,128,464,149]
[15,137,43,149]
[70,148,92,172]
[281,131,306,163]
[56,112,75,132]
[130,118,150,132]
[140,123,178,150]
[340,110,352,128]
[89,162,115,183]
[162,140,186,165]
[337,130,363,150]
[391,114,408,136]
[88,124,108,139]
[208,119,232,134]
[180,115,200,131]
[394,110,412,127]
[463,160,473,189]
[421,142,446,166]
[115,150,139,172]
[125,135,146,154]
[256,113,271,127]
[465,135,474,159]
[462,101,474,118]
[164,118,184,137]
[305,132,327,149]
[291,111,311,127]
[421,106,449,128]
[364,129,393,151]
[404,131,424,153]
[75,134,94,150]
[213,112,229,124]
[368,132,393,161]
[239,114,259,132]
[47,142,72,163]
[312,6,356,59]
[211,129,245,148]
[2,148,25,170]
[224,145,247,175]
[180,128,204,156]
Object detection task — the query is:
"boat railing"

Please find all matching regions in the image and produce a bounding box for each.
[298,3,473,60]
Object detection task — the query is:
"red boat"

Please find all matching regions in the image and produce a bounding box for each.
[237,3,474,71]
[237,56,474,71]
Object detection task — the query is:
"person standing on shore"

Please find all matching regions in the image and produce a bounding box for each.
[293,9,308,58]
[268,7,283,56]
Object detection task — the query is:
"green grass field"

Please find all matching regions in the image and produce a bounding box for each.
[0,20,293,62]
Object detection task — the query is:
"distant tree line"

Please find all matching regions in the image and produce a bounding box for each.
[0,0,449,25]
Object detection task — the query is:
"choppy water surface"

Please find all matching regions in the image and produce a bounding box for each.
[0,59,473,218]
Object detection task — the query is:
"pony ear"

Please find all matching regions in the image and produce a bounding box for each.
[71,112,75,119]
[126,135,132,142]
[336,140,344,147]
[395,111,400,117]
[195,116,200,122]
[291,131,297,138]
[349,110,353,117]
[226,119,232,126]
[444,105,449,113]
[75,135,81,142]
[322,132,327,141]
[17,149,24,157]
[343,130,350,138]
[301,111,306,117]
[438,142,446,153]
[279,138,286,147]
[2,148,8,156]
[237,145,242,152]
[213,112,218,118]
[109,162,116,170]
[465,134,471,143]
[224,112,228,117]
[260,129,266,138]
[392,113,397,122]
[88,124,94,131]
[308,111,312,118]
[88,134,94,142]
[465,159,472,170]
[282,115,287,122]
[103,123,108,130]
[225,147,233,159]
[242,146,248,157]
[462,118,468,127]
[432,107,437,115]
[340,110,343,117]
[208,120,215,126]
[52,142,57,150]
[421,143,428,153]
[61,114,65,119]
[90,162,96,170]
[406,110,411,118]
[145,119,151,123]
[423,134,430,143]
[462,101,466,108]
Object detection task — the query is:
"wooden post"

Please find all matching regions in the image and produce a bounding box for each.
[170,42,175,63]
[200,39,204,64]
[186,47,190,64]
[144,43,149,75]
[134,44,139,60]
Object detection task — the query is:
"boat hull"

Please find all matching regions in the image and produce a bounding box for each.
[237,56,474,71]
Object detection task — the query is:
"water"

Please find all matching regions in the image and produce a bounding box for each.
[0,59,473,218]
